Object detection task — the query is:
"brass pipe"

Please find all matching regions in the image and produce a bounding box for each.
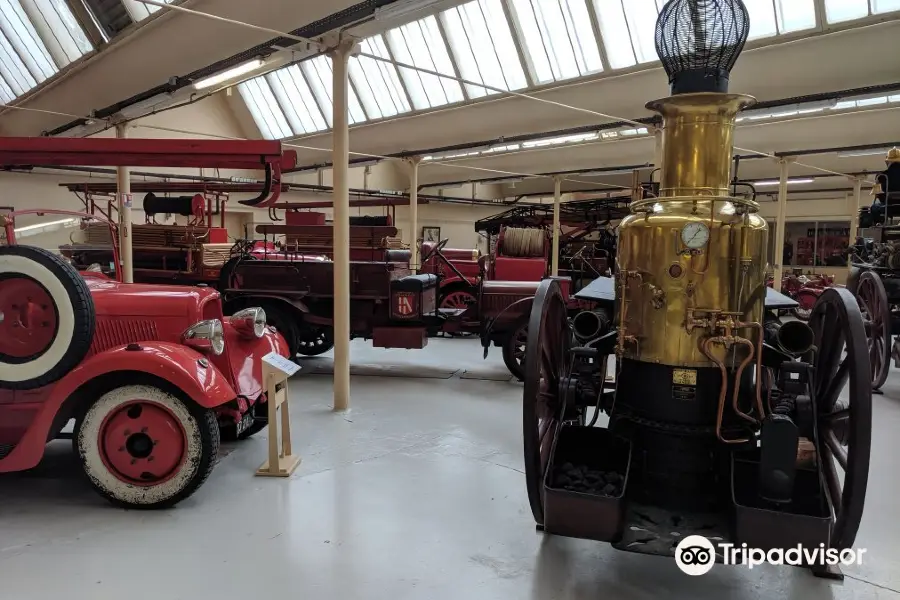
[702,336,750,445]
[736,321,766,421]
[729,336,758,425]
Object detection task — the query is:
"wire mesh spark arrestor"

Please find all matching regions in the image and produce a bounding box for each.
[256,352,302,477]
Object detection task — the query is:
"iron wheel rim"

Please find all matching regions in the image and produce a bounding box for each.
[856,271,891,389]
[522,279,572,525]
[809,287,872,550]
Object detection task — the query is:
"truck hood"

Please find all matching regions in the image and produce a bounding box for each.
[85,279,221,318]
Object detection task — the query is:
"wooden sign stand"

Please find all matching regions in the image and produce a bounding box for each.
[256,353,302,477]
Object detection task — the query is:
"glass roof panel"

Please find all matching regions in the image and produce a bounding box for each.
[386,15,464,110]
[0,0,56,82]
[743,0,778,39]
[0,31,37,95]
[24,0,92,65]
[593,1,634,68]
[510,0,602,85]
[823,0,870,21]
[873,0,900,13]
[774,0,817,33]
[441,0,527,99]
[349,36,411,120]
[266,65,328,135]
[238,78,292,140]
[301,55,367,125]
[122,0,172,22]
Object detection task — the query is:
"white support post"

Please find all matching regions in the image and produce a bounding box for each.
[408,156,421,269]
[772,158,791,291]
[848,177,863,265]
[551,176,562,276]
[115,123,133,283]
[330,39,356,412]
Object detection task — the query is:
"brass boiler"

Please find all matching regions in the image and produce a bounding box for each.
[617,93,769,378]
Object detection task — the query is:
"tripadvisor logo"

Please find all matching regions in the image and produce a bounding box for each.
[674,535,866,576]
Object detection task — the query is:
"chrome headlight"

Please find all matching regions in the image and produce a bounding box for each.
[230,307,267,339]
[183,319,225,355]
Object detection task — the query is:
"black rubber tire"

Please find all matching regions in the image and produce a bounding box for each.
[73,384,219,509]
[219,401,268,442]
[502,320,528,380]
[296,322,335,356]
[0,245,95,390]
[217,255,255,291]
[263,304,301,358]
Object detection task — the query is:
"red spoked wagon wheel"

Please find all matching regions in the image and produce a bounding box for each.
[808,288,871,553]
[502,320,528,380]
[439,288,476,310]
[855,271,891,391]
[0,246,95,390]
[523,279,574,526]
[74,384,219,509]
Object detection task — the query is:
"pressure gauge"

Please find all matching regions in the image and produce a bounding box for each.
[681,222,710,249]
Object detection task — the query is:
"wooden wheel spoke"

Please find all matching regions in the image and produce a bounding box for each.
[826,407,850,423]
[821,358,850,409]
[821,446,843,515]
[824,429,848,470]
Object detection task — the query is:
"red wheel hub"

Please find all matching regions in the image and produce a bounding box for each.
[441,290,475,309]
[0,276,57,358]
[99,401,187,486]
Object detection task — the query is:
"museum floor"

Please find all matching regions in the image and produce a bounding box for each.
[2,337,899,600]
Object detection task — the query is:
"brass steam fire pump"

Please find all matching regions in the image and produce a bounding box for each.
[521,0,872,578]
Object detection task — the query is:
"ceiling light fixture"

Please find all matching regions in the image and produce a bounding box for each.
[753,178,815,186]
[374,0,448,21]
[193,59,266,90]
[837,147,894,158]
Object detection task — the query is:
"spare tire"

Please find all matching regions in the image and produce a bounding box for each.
[0,246,95,390]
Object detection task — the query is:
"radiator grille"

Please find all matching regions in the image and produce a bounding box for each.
[90,319,159,355]
[482,294,530,313]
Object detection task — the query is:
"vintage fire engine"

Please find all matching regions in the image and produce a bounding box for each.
[520,0,870,579]
[0,138,294,508]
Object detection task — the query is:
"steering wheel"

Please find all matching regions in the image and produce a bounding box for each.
[421,238,450,265]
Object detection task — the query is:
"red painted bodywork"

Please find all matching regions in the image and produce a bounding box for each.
[1,207,288,474]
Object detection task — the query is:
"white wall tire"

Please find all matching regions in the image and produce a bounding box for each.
[74,384,219,509]
[0,246,95,390]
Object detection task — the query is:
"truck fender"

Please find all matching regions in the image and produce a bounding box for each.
[439,276,476,289]
[481,297,534,358]
[227,293,310,315]
[1,342,236,473]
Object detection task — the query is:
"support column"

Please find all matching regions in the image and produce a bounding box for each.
[115,123,133,283]
[407,156,421,269]
[848,177,863,265]
[330,39,356,412]
[772,158,792,292]
[551,176,562,276]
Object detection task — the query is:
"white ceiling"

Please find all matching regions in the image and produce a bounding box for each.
[0,0,898,201]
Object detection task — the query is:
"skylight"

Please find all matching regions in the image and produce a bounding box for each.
[593,0,664,69]
[385,15,464,109]
[509,0,603,84]
[122,0,173,22]
[234,0,899,142]
[0,0,92,103]
[824,0,900,23]
[301,55,366,126]
[441,0,527,98]
[349,36,411,119]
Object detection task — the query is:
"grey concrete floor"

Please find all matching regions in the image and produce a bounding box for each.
[1,335,899,599]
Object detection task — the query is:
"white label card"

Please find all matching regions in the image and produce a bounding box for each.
[262,352,301,377]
